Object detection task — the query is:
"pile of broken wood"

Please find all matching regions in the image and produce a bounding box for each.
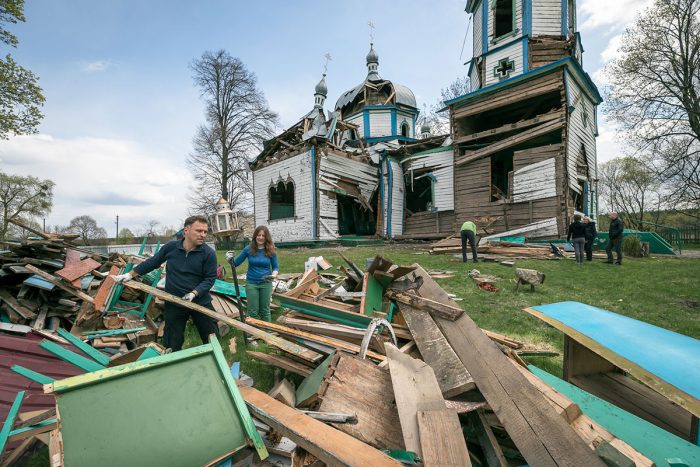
[430,236,567,260]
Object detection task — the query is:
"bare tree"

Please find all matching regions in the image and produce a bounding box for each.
[598,157,665,229]
[604,0,700,216]
[0,170,53,239]
[67,215,107,244]
[187,50,278,216]
[427,75,470,136]
[142,219,160,238]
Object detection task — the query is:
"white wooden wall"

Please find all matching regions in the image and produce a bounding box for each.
[402,148,454,211]
[565,73,597,197]
[369,110,392,137]
[317,151,378,239]
[532,0,562,36]
[346,113,364,138]
[484,40,524,87]
[379,158,404,237]
[486,0,523,44]
[396,111,415,138]
[252,151,314,242]
[512,157,557,202]
[473,3,484,58]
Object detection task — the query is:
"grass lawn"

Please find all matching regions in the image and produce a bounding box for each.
[182,244,700,392]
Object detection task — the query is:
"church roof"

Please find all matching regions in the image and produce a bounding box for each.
[335,81,417,110]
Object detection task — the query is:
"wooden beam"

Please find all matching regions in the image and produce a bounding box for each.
[386,290,464,320]
[24,265,94,304]
[246,351,313,377]
[466,410,508,467]
[410,265,605,467]
[239,386,402,467]
[417,409,472,467]
[245,317,386,361]
[123,281,322,363]
[456,118,565,167]
[454,110,562,145]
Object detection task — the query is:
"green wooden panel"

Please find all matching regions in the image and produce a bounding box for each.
[10,364,55,384]
[276,295,371,328]
[56,350,248,467]
[529,366,700,467]
[0,391,23,455]
[362,274,384,317]
[57,328,111,366]
[295,352,335,406]
[82,327,146,338]
[136,347,161,361]
[213,280,246,298]
[39,340,105,372]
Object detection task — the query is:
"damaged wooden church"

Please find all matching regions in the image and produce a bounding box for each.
[249,0,601,243]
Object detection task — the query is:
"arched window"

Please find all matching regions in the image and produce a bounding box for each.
[401,121,410,138]
[269,180,295,220]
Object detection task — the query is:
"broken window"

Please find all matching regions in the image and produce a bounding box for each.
[490,152,513,201]
[405,172,435,213]
[400,121,410,138]
[494,0,514,38]
[269,180,295,220]
[337,192,376,236]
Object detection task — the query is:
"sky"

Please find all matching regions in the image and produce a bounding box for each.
[0,0,652,236]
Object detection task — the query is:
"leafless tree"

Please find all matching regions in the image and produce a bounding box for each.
[426,75,471,136]
[604,0,700,217]
[598,157,665,229]
[187,50,278,216]
[142,219,160,237]
[67,215,107,244]
[0,170,53,240]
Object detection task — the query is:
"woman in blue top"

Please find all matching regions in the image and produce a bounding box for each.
[226,226,279,322]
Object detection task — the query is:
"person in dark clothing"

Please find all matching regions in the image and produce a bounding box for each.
[583,216,597,261]
[112,215,218,351]
[567,214,587,264]
[606,212,624,265]
[460,220,478,262]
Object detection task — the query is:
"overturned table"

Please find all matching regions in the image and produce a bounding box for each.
[524,301,700,446]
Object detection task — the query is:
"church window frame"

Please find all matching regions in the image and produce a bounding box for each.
[400,120,410,138]
[492,0,515,40]
[268,178,296,221]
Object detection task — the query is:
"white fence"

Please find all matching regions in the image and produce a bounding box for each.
[85,242,217,256]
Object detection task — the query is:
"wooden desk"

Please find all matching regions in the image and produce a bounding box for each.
[524,301,700,445]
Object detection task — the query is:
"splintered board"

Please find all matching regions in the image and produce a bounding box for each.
[48,342,265,466]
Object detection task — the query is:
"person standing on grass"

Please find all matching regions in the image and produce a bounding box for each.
[460,220,479,263]
[567,214,587,265]
[226,225,279,323]
[583,216,597,261]
[112,215,219,351]
[606,212,624,265]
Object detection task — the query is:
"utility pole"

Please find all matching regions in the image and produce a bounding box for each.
[115,215,119,244]
[43,218,46,232]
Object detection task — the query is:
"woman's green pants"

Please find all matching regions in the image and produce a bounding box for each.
[245,281,272,322]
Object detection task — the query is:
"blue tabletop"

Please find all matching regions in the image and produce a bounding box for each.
[531,302,700,400]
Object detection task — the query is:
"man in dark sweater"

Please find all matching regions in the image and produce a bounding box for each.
[606,212,624,265]
[113,215,218,351]
[583,216,597,261]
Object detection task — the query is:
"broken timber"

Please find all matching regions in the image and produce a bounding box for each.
[386,290,464,320]
[409,265,605,467]
[239,386,401,467]
[123,281,322,363]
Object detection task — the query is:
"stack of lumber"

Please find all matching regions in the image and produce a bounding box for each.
[430,236,567,259]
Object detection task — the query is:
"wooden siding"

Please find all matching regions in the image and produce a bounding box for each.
[386,158,404,237]
[484,40,525,87]
[396,111,415,138]
[318,151,378,240]
[564,73,597,195]
[253,151,314,242]
[512,157,557,202]
[529,37,571,69]
[473,3,483,58]
[402,148,454,212]
[346,114,364,138]
[403,210,456,238]
[531,0,562,36]
[369,111,392,138]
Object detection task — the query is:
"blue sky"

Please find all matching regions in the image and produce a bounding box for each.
[0,0,651,235]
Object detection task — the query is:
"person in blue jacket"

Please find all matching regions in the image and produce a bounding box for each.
[112,215,218,351]
[226,225,279,322]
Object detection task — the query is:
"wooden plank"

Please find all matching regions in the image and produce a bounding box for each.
[0,391,24,455]
[123,281,322,363]
[24,265,94,304]
[245,317,385,362]
[295,352,335,408]
[411,265,605,467]
[466,410,508,467]
[398,303,474,397]
[454,109,562,145]
[39,340,106,373]
[386,290,464,320]
[55,328,110,366]
[93,266,119,312]
[247,351,312,377]
[386,343,458,458]
[239,385,401,467]
[0,289,37,320]
[318,353,405,450]
[268,379,296,407]
[55,258,101,282]
[417,409,472,467]
[11,365,55,385]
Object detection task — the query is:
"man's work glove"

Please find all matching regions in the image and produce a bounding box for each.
[113,273,133,284]
[183,292,196,301]
[225,251,235,262]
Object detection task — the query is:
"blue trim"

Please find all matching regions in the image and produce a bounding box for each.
[378,161,385,235]
[522,0,531,36]
[583,181,589,215]
[563,67,571,109]
[391,109,397,136]
[561,0,568,36]
[575,31,585,52]
[482,0,488,54]
[443,57,603,109]
[365,135,417,143]
[311,145,317,240]
[363,104,399,110]
[386,157,393,238]
[522,35,529,73]
[363,110,370,138]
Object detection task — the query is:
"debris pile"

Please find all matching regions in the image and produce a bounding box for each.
[430,236,567,260]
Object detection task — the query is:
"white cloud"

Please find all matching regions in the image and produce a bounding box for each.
[0,134,193,232]
[579,0,652,32]
[600,34,623,62]
[81,60,113,73]
[595,119,627,164]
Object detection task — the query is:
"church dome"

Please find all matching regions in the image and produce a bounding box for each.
[315,74,328,97]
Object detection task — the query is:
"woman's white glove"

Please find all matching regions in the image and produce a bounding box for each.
[113,273,132,283]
